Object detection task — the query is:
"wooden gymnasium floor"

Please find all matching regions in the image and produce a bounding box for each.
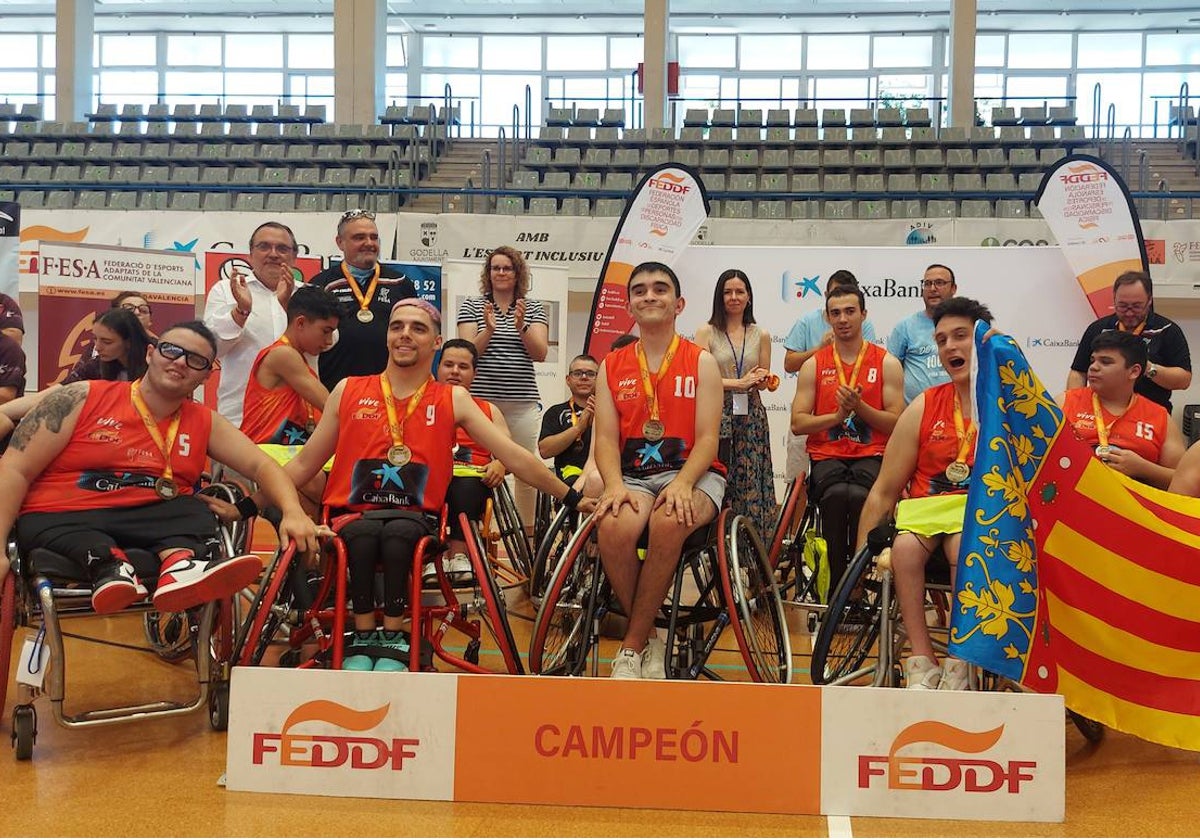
[3,569,1200,837]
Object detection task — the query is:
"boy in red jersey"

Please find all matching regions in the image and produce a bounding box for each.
[857,297,991,691]
[791,285,905,589]
[251,299,589,671]
[1059,330,1184,489]
[0,322,316,614]
[593,262,726,680]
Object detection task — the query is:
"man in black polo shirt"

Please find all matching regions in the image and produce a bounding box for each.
[1067,270,1191,412]
[539,354,599,484]
[307,209,418,390]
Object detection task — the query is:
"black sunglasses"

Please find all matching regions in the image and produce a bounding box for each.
[157,340,216,371]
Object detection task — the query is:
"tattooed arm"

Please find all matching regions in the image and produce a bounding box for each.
[0,382,90,544]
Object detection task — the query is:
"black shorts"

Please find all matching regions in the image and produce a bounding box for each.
[16,496,219,565]
[808,455,884,501]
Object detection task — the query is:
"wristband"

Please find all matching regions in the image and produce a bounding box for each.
[561,487,583,512]
[235,496,260,520]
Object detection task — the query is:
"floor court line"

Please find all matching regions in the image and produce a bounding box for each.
[828,814,854,837]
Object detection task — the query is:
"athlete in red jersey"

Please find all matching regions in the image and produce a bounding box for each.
[593,262,725,681]
[1059,330,1184,490]
[0,322,315,615]
[857,297,991,691]
[791,285,905,588]
[241,286,340,515]
[264,299,589,671]
[435,338,509,585]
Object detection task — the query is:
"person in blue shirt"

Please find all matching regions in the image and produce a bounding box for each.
[886,263,957,404]
[783,270,878,374]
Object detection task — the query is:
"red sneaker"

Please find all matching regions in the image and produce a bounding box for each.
[91,560,148,614]
[152,551,261,613]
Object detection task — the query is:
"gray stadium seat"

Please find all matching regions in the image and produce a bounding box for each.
[683,108,709,128]
[890,198,923,219]
[792,173,820,193]
[960,200,993,217]
[604,172,634,192]
[997,199,1028,218]
[594,127,621,145]
[823,200,855,219]
[641,148,668,167]
[850,127,878,145]
[107,191,137,210]
[765,109,790,128]
[710,108,736,128]
[792,149,820,169]
[991,106,1019,126]
[760,173,789,193]
[701,148,729,169]
[560,197,590,215]
[47,190,75,209]
[977,148,1007,169]
[855,174,885,193]
[919,173,948,192]
[169,192,201,211]
[511,170,539,191]
[883,148,913,169]
[17,190,45,208]
[848,108,875,127]
[876,108,904,127]
[77,190,107,209]
[821,109,847,127]
[1018,172,1043,191]
[594,198,625,216]
[764,127,791,145]
[822,148,851,169]
[853,148,881,168]
[265,193,296,212]
[728,173,757,192]
[731,149,760,169]
[879,127,909,145]
[233,192,265,211]
[200,167,229,184]
[945,148,976,169]
[202,193,232,211]
[952,173,984,192]
[887,173,918,192]
[541,172,569,191]
[926,199,957,217]
[574,108,601,127]
[702,172,726,193]
[822,127,849,144]
[905,108,932,127]
[1009,148,1039,169]
[986,173,1018,192]
[571,172,602,191]
[762,149,789,170]
[723,200,754,219]
[600,108,626,127]
[529,197,558,216]
[857,200,888,219]
[582,148,611,168]
[793,109,818,128]
[566,127,593,143]
[822,173,852,193]
[756,200,787,220]
[546,107,573,127]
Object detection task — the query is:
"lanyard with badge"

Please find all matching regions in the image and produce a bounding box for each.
[834,342,868,428]
[131,379,183,500]
[945,391,976,484]
[1091,390,1134,460]
[379,373,430,466]
[343,262,381,324]
[726,329,750,416]
[636,335,680,441]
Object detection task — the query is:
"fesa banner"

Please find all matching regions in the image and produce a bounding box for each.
[36,241,198,388]
[226,668,1065,822]
[583,164,710,358]
[1034,154,1148,317]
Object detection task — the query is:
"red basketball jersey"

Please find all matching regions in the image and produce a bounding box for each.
[807,342,891,460]
[240,339,322,445]
[1062,387,1167,464]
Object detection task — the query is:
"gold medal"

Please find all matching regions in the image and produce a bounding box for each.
[1095,444,1112,460]
[131,380,183,504]
[343,261,381,326]
[379,373,431,469]
[154,477,179,500]
[388,444,412,466]
[945,461,971,484]
[356,309,374,324]
[635,336,679,448]
[642,419,665,441]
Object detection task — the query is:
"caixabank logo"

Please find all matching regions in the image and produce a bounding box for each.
[252,699,420,771]
[857,721,1036,794]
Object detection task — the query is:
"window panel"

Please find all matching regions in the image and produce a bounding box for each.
[738,77,788,106]
[678,36,736,69]
[288,35,334,69]
[810,76,871,112]
[225,34,282,69]
[421,73,480,102]
[610,37,643,70]
[878,74,930,104]
[387,34,407,68]
[1146,34,1200,66]
[1006,33,1071,69]
[0,35,39,67]
[41,34,55,69]
[808,35,869,70]
[165,71,223,105]
[225,71,284,103]
[482,36,540,71]
[679,73,720,103]
[547,36,606,71]
[385,73,408,103]
[167,35,221,66]
[975,34,1005,67]
[424,36,478,68]
[0,71,38,98]
[481,74,541,129]
[1078,33,1142,69]
[97,70,158,103]
[873,35,932,68]
[1077,72,1142,131]
[1004,75,1067,103]
[739,36,802,71]
[1143,71,1200,128]
[101,35,156,67]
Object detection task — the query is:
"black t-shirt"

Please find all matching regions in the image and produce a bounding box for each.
[0,333,26,396]
[308,263,418,391]
[1070,312,1192,411]
[0,293,24,335]
[540,399,590,477]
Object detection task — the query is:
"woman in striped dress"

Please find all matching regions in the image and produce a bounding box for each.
[456,245,550,523]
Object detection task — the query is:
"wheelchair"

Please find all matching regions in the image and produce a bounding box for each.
[810,521,1105,743]
[529,489,581,608]
[766,474,829,612]
[475,479,534,589]
[0,482,248,761]
[528,507,791,683]
[234,507,523,675]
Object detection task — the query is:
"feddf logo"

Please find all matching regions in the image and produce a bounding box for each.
[252,699,420,771]
[857,721,1036,794]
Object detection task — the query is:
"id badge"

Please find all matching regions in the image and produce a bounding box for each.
[732,393,749,416]
[18,632,49,689]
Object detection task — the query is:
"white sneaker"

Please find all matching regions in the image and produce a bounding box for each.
[641,636,667,680]
[938,657,970,691]
[447,553,474,586]
[421,560,439,587]
[905,655,942,690]
[610,647,643,680]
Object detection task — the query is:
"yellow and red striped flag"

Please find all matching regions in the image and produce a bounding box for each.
[952,323,1200,750]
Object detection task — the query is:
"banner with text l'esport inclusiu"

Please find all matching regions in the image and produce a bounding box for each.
[583,164,710,358]
[1034,154,1149,318]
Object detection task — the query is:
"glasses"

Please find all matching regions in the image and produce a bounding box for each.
[490,265,516,274]
[1114,301,1148,313]
[340,209,376,223]
[157,341,216,371]
[251,241,297,256]
[121,303,152,315]
[569,370,598,379]
[921,279,953,289]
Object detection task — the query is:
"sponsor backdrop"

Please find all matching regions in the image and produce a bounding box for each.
[227,668,1064,822]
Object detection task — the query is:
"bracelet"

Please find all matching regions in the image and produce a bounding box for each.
[561,487,583,512]
[235,496,260,520]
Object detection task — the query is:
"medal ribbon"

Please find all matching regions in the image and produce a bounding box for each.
[279,335,316,431]
[834,341,868,392]
[952,390,975,465]
[131,379,183,485]
[341,261,381,319]
[379,373,430,451]
[568,399,582,428]
[1091,390,1135,449]
[636,335,680,425]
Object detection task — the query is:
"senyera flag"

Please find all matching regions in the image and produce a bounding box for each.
[951,323,1200,751]
[583,163,709,358]
[1034,153,1149,318]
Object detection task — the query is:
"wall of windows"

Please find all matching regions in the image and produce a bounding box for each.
[1,23,1198,136]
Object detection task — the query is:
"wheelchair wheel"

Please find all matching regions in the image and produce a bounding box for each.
[490,482,533,580]
[810,543,883,685]
[12,704,36,761]
[533,490,554,551]
[0,571,15,723]
[529,503,577,606]
[767,477,805,568]
[720,513,792,684]
[144,610,196,664]
[529,515,604,676]
[464,515,524,675]
[234,543,301,667]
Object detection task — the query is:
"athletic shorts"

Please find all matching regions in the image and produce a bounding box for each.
[895,494,967,538]
[622,469,726,511]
